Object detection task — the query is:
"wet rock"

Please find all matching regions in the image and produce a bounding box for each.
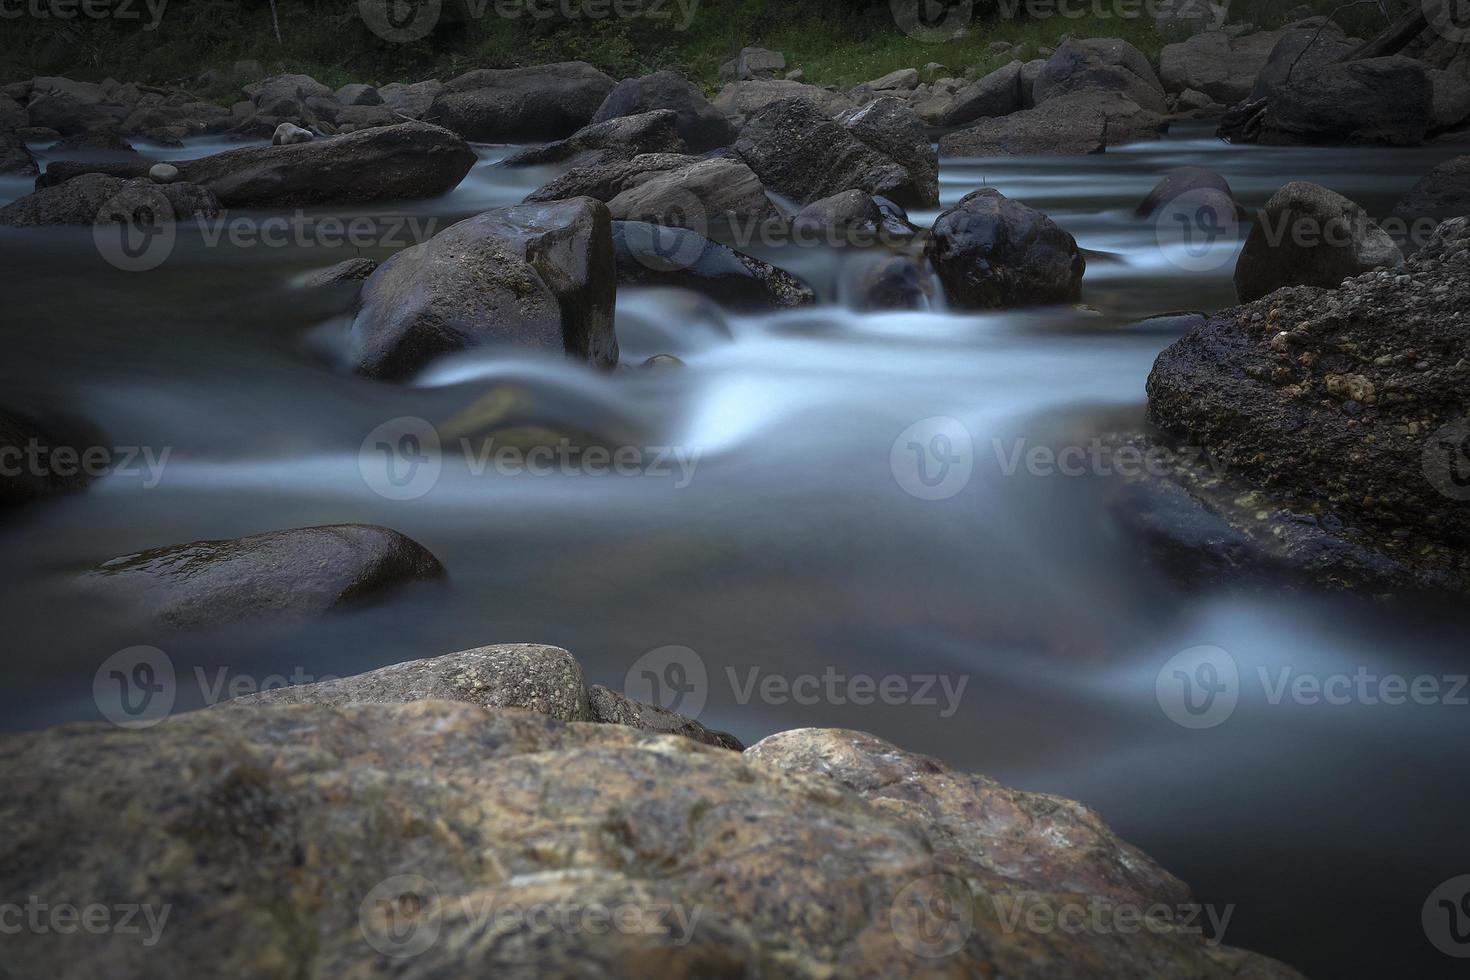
[611,220,814,311]
[834,97,938,208]
[0,173,219,227]
[925,188,1085,309]
[0,133,37,176]
[916,60,1024,127]
[1146,218,1470,593]
[734,97,925,209]
[1136,165,1244,220]
[1033,38,1167,115]
[177,121,475,207]
[302,257,378,288]
[843,252,933,311]
[1256,56,1432,146]
[1392,155,1470,225]
[719,46,786,81]
[0,703,1305,980]
[939,91,1166,156]
[527,153,779,235]
[426,62,615,141]
[639,353,685,369]
[271,121,313,145]
[591,71,734,152]
[710,79,856,128]
[49,129,137,157]
[350,198,617,380]
[500,110,684,169]
[82,524,445,630]
[1234,181,1401,303]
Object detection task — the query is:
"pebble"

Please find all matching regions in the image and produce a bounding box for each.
[148,163,180,184]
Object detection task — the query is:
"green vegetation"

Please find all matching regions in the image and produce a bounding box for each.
[0,0,1408,97]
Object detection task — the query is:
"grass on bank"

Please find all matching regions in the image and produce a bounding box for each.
[0,0,1411,99]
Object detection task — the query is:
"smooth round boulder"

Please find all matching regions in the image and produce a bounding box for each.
[924,188,1086,309]
[148,162,180,184]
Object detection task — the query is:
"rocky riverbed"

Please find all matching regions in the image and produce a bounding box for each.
[4,5,1470,979]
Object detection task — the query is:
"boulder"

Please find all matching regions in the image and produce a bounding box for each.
[1430,68,1470,134]
[425,62,615,141]
[527,153,779,235]
[916,60,1024,127]
[925,187,1085,309]
[377,79,441,119]
[0,173,219,227]
[1146,218,1470,591]
[500,110,684,169]
[33,159,151,189]
[349,198,617,380]
[176,121,475,207]
[1159,29,1288,105]
[1033,38,1167,115]
[333,104,400,130]
[0,92,27,129]
[48,130,137,158]
[0,133,36,176]
[734,97,925,209]
[335,83,382,106]
[301,257,378,288]
[591,71,734,152]
[1234,182,1402,303]
[710,79,856,128]
[1392,156,1470,225]
[1020,58,1046,108]
[251,72,333,107]
[1247,21,1357,102]
[22,92,113,136]
[148,163,180,184]
[849,67,920,100]
[28,75,105,103]
[719,46,786,81]
[835,97,938,208]
[82,524,445,630]
[842,253,934,311]
[0,706,1306,979]
[1256,56,1432,146]
[940,92,1166,156]
[271,121,313,145]
[611,220,814,311]
[793,189,916,246]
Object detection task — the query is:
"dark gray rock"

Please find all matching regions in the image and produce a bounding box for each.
[377,79,442,119]
[1136,165,1244,220]
[22,92,114,136]
[425,62,615,141]
[1257,56,1432,146]
[176,121,475,207]
[918,60,1024,127]
[1234,182,1401,303]
[0,173,219,226]
[82,524,445,630]
[0,132,36,175]
[350,198,617,380]
[940,92,1166,156]
[734,97,924,209]
[719,46,786,81]
[335,83,383,106]
[34,159,151,189]
[500,110,684,169]
[302,257,378,288]
[0,408,101,510]
[1033,38,1167,115]
[835,96,938,208]
[251,72,334,108]
[591,71,734,152]
[925,187,1085,309]
[710,79,857,128]
[611,220,814,311]
[1392,155,1470,226]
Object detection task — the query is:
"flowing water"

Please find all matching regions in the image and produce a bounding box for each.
[2,123,1467,977]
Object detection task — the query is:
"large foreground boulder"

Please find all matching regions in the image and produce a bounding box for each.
[611,220,814,311]
[81,524,444,630]
[0,703,1305,978]
[1392,155,1470,225]
[0,173,219,227]
[1234,182,1402,303]
[925,188,1085,309]
[233,642,742,749]
[350,198,617,380]
[733,97,929,209]
[591,71,734,152]
[1145,218,1470,593]
[425,62,615,141]
[1254,56,1433,146]
[940,92,1166,156]
[176,121,475,207]
[1033,38,1167,115]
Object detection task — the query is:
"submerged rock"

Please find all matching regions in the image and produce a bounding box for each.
[301,257,377,288]
[82,524,445,630]
[350,198,617,380]
[0,702,1305,979]
[925,188,1085,309]
[611,220,814,311]
[1234,181,1401,303]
